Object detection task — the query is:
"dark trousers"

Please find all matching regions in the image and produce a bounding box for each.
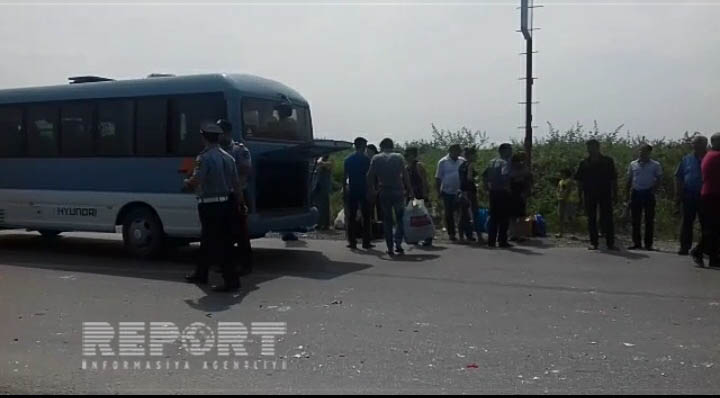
[442,193,461,238]
[696,195,720,262]
[585,193,615,247]
[313,188,331,229]
[195,201,238,287]
[379,190,406,251]
[630,189,656,248]
[229,195,252,273]
[680,191,704,253]
[488,190,511,246]
[460,190,479,239]
[347,196,372,247]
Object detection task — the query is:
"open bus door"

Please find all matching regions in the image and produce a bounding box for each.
[252,139,351,219]
[257,139,352,161]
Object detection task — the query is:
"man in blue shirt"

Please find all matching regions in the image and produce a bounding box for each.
[675,135,708,255]
[482,143,513,248]
[344,137,373,250]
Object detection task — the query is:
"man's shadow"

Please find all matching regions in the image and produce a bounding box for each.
[184,283,254,313]
[352,248,440,262]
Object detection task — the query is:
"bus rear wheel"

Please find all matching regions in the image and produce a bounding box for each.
[122,207,165,259]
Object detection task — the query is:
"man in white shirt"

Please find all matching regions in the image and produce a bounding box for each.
[626,143,663,250]
[435,144,466,241]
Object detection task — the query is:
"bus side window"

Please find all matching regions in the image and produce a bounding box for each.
[26,105,59,157]
[169,93,225,156]
[136,97,168,156]
[61,102,94,157]
[97,100,134,156]
[0,107,24,157]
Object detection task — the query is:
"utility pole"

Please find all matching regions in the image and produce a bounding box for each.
[525,36,533,167]
[519,0,541,169]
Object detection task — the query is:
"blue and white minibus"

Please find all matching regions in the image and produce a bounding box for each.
[0,73,350,258]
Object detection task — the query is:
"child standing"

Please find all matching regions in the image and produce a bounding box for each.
[556,168,578,238]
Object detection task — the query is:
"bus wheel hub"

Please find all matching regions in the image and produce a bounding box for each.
[132,221,149,243]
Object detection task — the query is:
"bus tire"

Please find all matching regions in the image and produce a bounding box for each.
[122,207,165,259]
[39,230,62,239]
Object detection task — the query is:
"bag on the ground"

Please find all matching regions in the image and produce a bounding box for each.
[532,214,547,237]
[475,208,489,234]
[515,217,534,238]
[373,221,384,239]
[403,199,435,244]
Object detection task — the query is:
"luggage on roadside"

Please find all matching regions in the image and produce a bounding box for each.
[403,199,435,244]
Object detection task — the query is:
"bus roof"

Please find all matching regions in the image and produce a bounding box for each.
[0,73,309,106]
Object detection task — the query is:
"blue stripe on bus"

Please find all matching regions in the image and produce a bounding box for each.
[0,158,188,193]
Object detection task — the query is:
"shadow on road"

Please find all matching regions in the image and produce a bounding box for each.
[0,233,372,312]
[504,246,544,256]
[349,247,440,262]
[599,248,650,260]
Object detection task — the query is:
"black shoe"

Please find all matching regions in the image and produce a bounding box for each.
[709,259,720,269]
[386,250,395,257]
[395,247,405,255]
[607,245,620,251]
[466,236,477,242]
[238,267,253,277]
[628,245,642,250]
[449,235,458,242]
[488,242,497,248]
[185,274,208,284]
[678,249,690,256]
[362,243,376,250]
[499,242,514,249]
[692,251,705,268]
[212,284,240,293]
[347,243,358,250]
[645,246,656,252]
[588,245,599,251]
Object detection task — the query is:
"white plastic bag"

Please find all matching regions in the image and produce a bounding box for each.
[334,209,346,230]
[403,199,435,244]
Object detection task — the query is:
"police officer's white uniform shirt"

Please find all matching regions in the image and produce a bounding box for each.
[193,146,239,199]
[435,155,466,195]
[628,159,662,191]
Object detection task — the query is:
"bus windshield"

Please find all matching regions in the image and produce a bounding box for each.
[242,98,312,142]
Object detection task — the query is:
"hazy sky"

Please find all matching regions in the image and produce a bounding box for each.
[0,0,718,145]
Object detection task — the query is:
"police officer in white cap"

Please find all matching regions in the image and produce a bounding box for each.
[184,123,241,292]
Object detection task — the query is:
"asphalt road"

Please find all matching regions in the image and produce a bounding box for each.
[0,230,719,394]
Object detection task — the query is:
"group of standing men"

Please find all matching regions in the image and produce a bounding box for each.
[342,138,534,255]
[563,134,720,267]
[183,120,253,293]
[343,132,720,267]
[343,137,411,256]
[675,134,720,268]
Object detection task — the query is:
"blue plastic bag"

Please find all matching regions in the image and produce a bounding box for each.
[475,208,489,234]
[533,214,547,237]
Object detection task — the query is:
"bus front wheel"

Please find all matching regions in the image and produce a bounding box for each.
[122,207,165,259]
[39,230,62,239]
